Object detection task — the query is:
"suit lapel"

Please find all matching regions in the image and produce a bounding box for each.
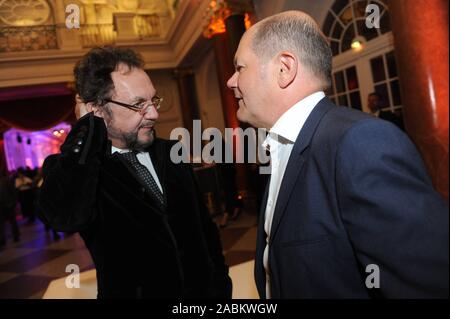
[269,97,334,242]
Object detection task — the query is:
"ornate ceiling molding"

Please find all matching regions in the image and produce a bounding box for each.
[0,0,220,88]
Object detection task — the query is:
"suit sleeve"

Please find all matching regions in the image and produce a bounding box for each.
[37,112,109,232]
[336,119,449,298]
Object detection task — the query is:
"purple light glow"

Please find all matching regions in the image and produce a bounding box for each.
[3,122,71,171]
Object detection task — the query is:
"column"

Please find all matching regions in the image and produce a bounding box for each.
[213,32,240,130]
[174,68,201,138]
[204,1,253,193]
[389,0,449,199]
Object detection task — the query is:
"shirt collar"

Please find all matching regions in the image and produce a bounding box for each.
[263,91,325,148]
[111,145,131,154]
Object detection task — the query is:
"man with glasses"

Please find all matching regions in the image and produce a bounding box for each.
[38,46,232,299]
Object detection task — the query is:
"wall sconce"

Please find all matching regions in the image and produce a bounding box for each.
[351,37,364,52]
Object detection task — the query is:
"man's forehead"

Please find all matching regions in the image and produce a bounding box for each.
[111,67,153,98]
[111,67,150,84]
[234,31,255,62]
[116,62,128,71]
[112,64,144,77]
[240,30,254,49]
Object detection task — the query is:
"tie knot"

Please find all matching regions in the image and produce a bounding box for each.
[121,151,139,163]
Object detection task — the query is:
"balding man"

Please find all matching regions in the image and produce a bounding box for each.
[227,11,448,298]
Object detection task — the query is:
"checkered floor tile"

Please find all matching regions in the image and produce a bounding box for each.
[0,211,258,299]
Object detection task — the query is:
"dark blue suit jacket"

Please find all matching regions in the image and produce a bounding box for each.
[255,97,449,298]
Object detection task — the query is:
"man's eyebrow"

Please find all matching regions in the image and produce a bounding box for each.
[131,93,159,104]
[131,96,146,104]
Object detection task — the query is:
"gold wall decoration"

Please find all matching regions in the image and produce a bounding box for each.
[0,0,51,26]
[0,0,57,52]
[78,0,174,46]
[0,25,57,52]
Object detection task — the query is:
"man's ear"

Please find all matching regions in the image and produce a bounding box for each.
[86,102,104,118]
[277,52,297,89]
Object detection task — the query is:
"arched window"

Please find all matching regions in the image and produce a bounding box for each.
[322,0,402,116]
[322,0,391,56]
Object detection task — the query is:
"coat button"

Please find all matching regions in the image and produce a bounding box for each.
[75,138,83,146]
[72,146,81,153]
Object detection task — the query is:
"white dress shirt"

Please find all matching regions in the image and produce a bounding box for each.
[111,146,163,193]
[262,91,325,298]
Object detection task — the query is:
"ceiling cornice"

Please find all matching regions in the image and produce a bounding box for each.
[0,0,212,88]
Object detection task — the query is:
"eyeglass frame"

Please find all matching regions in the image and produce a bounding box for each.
[103,95,163,115]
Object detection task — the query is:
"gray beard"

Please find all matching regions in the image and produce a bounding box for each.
[102,107,155,151]
[121,128,155,152]
[106,120,155,151]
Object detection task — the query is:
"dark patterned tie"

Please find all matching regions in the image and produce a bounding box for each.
[121,151,165,205]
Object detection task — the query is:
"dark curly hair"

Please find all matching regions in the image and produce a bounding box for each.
[74,46,144,105]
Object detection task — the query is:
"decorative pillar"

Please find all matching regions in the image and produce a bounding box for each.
[212,32,240,130]
[203,0,254,193]
[174,68,201,138]
[389,0,449,199]
[225,14,247,59]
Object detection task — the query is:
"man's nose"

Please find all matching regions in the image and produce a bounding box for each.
[227,72,237,89]
[143,105,159,120]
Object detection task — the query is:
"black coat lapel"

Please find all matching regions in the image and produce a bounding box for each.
[255,175,271,298]
[269,97,334,242]
[110,139,168,213]
[106,153,166,215]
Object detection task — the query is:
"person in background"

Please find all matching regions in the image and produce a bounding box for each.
[33,168,60,241]
[217,139,242,228]
[15,167,35,223]
[0,172,20,247]
[368,92,404,131]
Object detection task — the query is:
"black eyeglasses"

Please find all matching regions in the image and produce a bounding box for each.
[103,95,163,115]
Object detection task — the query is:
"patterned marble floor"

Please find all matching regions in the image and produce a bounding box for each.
[0,211,258,299]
